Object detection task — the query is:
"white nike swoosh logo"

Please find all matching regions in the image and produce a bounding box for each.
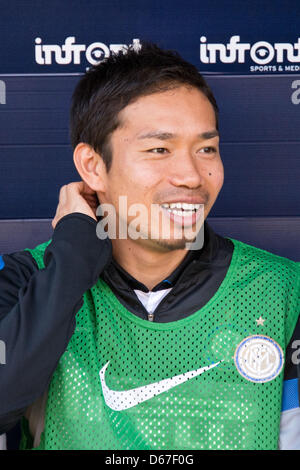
[99,360,221,411]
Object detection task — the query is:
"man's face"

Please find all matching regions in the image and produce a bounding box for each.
[99,85,224,252]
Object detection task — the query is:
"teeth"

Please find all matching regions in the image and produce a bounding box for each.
[168,209,194,216]
[182,203,196,210]
[161,202,202,210]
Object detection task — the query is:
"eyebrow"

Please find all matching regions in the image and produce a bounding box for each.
[137,130,219,141]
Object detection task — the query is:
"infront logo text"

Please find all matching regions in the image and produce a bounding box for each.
[35,37,142,66]
[200,36,300,65]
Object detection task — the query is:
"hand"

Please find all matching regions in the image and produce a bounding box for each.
[52,181,99,229]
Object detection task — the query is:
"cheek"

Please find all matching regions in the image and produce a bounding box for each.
[207,162,224,193]
[125,161,164,194]
[216,166,224,189]
[211,159,224,179]
[108,160,159,204]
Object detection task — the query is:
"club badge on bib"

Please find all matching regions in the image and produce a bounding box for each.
[234,335,284,383]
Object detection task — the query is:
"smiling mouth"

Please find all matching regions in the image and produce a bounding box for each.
[160,202,203,216]
[159,202,204,227]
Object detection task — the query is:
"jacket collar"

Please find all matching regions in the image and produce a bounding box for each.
[103,222,232,294]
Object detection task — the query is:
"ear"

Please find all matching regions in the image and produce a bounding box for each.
[73,143,107,192]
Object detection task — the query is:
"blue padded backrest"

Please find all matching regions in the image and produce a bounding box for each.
[0,217,299,261]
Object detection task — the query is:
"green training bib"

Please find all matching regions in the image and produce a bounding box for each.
[23,239,300,450]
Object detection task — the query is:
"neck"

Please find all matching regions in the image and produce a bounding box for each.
[111,239,189,291]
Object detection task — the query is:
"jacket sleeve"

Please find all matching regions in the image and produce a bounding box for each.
[0,213,112,432]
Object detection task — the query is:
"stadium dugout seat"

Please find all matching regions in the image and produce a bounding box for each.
[0,216,299,260]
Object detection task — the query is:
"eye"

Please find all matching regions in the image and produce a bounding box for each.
[199,146,217,154]
[147,148,169,154]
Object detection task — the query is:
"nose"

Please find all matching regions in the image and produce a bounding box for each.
[168,150,204,189]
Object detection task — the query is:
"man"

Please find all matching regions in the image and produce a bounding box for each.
[0,43,299,450]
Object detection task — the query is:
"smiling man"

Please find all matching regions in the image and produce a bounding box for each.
[0,43,299,451]
[72,83,223,289]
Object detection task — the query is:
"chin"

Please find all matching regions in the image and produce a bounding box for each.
[151,236,196,252]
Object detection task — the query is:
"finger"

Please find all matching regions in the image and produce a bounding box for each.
[52,216,57,229]
[58,185,68,204]
[65,181,84,196]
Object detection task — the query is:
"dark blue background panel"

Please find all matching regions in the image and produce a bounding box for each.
[209,75,300,143]
[0,0,300,74]
[218,142,300,217]
[0,217,299,262]
[0,146,78,219]
[1,74,300,144]
[0,75,78,145]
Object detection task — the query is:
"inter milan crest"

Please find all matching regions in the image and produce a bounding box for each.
[234,335,284,383]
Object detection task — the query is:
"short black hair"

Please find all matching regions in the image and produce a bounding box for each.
[70,42,219,172]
